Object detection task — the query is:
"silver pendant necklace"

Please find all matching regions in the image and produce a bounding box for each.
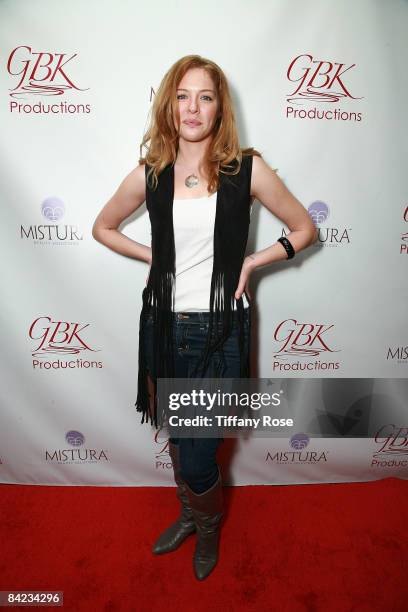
[185,173,199,188]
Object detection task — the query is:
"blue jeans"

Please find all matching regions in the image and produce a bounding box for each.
[142,306,251,493]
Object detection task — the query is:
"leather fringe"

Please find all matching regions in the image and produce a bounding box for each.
[135,268,176,428]
[135,155,253,429]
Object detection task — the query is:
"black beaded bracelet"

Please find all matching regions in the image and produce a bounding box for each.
[277,236,295,259]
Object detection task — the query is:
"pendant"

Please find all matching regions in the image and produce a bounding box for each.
[185,174,199,188]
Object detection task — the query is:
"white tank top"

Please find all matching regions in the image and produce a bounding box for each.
[173,192,250,312]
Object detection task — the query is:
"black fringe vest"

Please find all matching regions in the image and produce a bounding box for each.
[135,152,254,428]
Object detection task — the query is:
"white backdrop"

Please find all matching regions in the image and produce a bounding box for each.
[1,0,407,486]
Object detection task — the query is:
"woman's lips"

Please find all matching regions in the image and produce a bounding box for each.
[184,121,201,126]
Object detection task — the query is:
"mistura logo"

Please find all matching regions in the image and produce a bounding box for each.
[29,316,102,370]
[21,197,83,245]
[6,45,91,114]
[286,53,363,122]
[281,201,352,249]
[45,430,109,464]
[386,342,408,364]
[272,319,341,372]
[265,433,329,465]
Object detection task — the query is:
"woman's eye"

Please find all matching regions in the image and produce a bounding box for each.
[176,94,213,101]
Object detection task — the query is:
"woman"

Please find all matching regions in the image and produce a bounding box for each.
[92,54,317,581]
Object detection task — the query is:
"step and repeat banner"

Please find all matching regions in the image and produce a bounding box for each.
[1,0,407,486]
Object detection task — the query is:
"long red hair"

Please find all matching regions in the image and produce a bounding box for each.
[139,54,262,192]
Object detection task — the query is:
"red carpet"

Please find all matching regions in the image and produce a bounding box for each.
[0,476,407,611]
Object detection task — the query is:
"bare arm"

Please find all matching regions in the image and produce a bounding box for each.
[235,155,317,299]
[92,164,151,264]
[246,155,317,271]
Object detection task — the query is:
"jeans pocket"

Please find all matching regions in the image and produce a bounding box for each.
[187,348,227,378]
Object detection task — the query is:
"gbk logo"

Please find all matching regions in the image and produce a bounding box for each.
[273,319,340,359]
[401,206,408,253]
[373,424,408,457]
[29,316,98,357]
[154,428,173,470]
[286,54,363,105]
[7,45,88,98]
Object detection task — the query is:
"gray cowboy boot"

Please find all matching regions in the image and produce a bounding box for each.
[152,441,196,554]
[184,467,224,580]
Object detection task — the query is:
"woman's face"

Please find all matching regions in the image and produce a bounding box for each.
[174,67,220,144]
